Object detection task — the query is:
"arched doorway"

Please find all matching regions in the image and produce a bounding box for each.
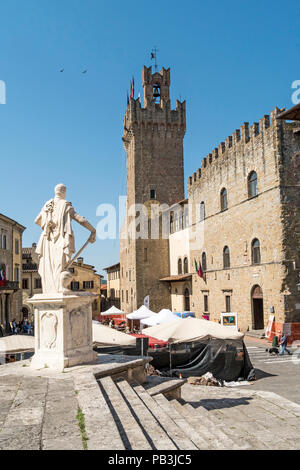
[251,285,264,329]
[184,288,190,311]
[22,307,29,320]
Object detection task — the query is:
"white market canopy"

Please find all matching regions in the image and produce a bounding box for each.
[0,335,35,354]
[101,306,125,316]
[0,322,136,354]
[126,305,156,320]
[144,317,244,344]
[92,322,136,346]
[141,309,176,327]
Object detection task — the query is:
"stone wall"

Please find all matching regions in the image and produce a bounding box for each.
[120,66,185,313]
[188,108,300,331]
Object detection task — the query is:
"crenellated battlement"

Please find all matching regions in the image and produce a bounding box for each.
[123,95,186,145]
[188,107,283,188]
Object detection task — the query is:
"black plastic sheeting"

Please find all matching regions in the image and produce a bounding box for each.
[163,338,254,382]
[94,337,255,383]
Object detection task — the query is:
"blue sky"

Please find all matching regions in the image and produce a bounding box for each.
[1,0,299,276]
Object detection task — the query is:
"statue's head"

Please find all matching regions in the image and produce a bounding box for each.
[54,184,66,199]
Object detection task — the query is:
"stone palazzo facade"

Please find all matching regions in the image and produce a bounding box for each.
[117,64,300,337]
[187,108,300,335]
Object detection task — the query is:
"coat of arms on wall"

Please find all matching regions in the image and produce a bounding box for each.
[41,312,58,349]
[70,308,87,348]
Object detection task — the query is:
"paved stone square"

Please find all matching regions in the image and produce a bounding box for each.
[243,337,300,404]
[0,349,299,450]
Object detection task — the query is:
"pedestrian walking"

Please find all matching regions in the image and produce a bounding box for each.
[12,319,18,335]
[279,334,292,356]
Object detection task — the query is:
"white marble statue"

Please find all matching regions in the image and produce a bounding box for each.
[35,183,96,294]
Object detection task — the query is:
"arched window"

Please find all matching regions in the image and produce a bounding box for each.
[178,258,182,275]
[252,238,261,265]
[202,252,207,272]
[183,257,189,274]
[184,288,190,311]
[2,235,7,250]
[220,188,228,211]
[248,171,258,198]
[223,246,230,269]
[200,202,205,221]
[170,213,174,233]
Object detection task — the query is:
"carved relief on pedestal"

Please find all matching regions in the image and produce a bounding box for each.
[69,308,87,348]
[41,312,58,349]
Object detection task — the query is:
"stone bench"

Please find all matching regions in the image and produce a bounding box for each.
[143,375,187,399]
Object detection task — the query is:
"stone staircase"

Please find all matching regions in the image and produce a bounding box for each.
[1,370,300,450]
[90,377,300,450]
[91,377,239,450]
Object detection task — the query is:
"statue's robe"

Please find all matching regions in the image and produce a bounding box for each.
[35,198,75,293]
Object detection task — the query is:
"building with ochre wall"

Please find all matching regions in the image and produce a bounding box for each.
[0,213,25,330]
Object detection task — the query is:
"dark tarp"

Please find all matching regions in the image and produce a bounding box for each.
[150,338,254,382]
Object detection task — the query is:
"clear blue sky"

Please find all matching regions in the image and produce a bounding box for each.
[1,0,299,277]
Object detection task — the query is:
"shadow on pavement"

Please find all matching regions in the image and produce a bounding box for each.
[186,396,254,411]
[254,368,278,380]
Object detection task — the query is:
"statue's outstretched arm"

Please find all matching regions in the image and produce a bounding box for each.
[72,211,96,243]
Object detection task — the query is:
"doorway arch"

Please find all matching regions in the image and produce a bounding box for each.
[22,307,29,320]
[251,285,264,329]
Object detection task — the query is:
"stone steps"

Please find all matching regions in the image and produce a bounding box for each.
[132,382,198,450]
[75,372,125,450]
[98,376,152,450]
[1,369,300,450]
[181,401,247,450]
[215,394,300,450]
[143,376,186,399]
[115,379,177,450]
[180,385,300,450]
[171,399,235,450]
[190,396,271,450]
[153,393,211,450]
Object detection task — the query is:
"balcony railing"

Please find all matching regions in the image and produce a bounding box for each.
[22,263,38,271]
[0,281,19,291]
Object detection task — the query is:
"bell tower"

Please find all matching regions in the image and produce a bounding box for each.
[120,65,186,312]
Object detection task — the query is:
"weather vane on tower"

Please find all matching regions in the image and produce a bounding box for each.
[151,46,159,72]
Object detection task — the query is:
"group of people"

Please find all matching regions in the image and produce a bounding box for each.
[102,318,131,333]
[11,319,34,336]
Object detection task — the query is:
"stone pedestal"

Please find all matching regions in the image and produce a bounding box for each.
[29,292,97,371]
